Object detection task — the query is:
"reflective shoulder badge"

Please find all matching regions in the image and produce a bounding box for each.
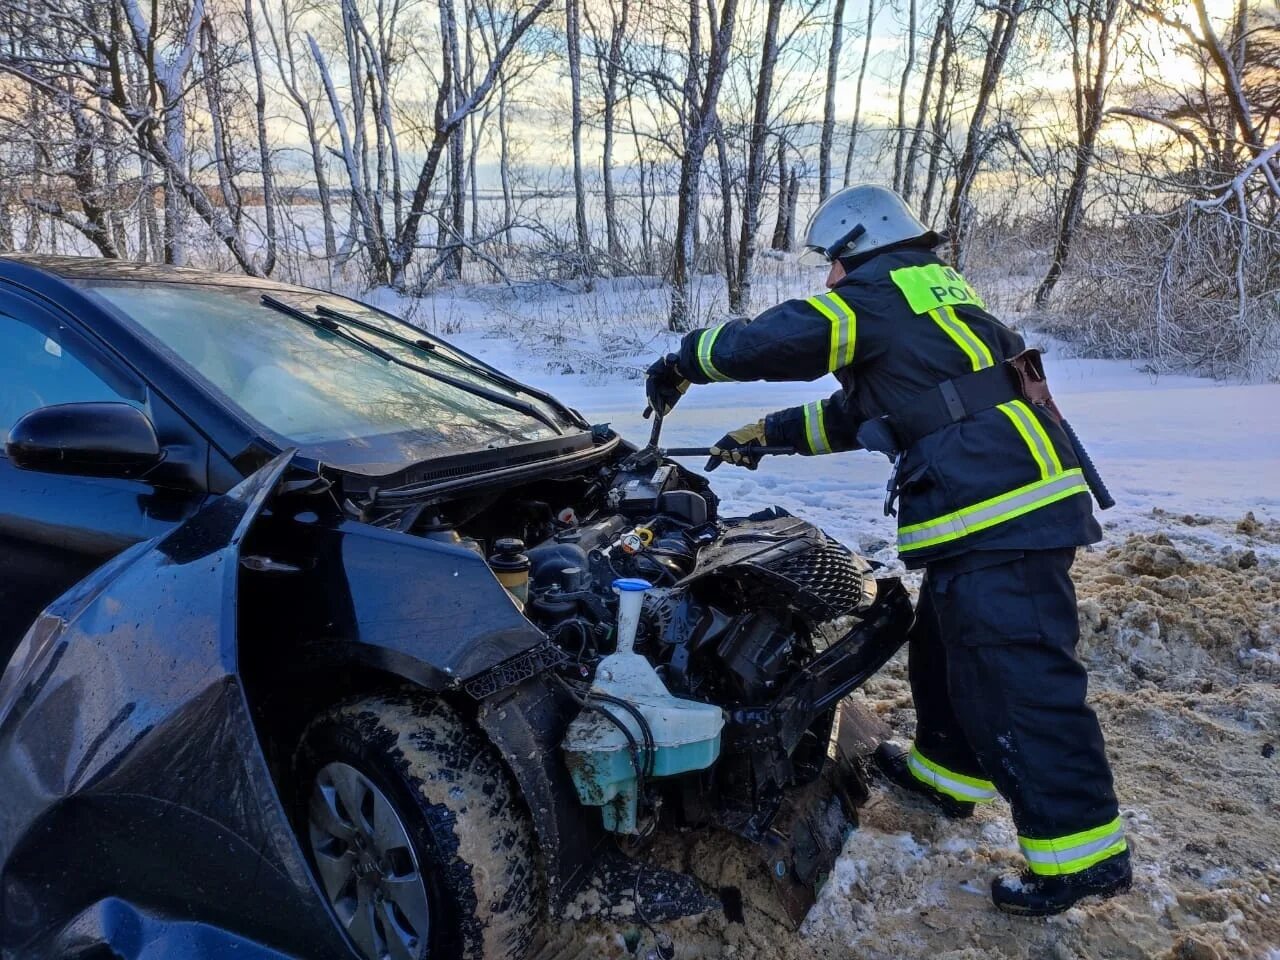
[890,264,987,315]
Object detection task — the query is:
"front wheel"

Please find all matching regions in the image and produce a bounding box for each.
[295,694,542,960]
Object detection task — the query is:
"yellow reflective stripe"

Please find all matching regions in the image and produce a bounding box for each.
[697,325,732,381]
[1017,400,1063,475]
[803,401,832,454]
[1026,838,1128,876]
[807,294,839,323]
[998,401,1049,481]
[807,293,856,372]
[825,291,857,368]
[907,745,998,802]
[946,306,994,368]
[898,469,1089,552]
[998,400,1064,480]
[1020,818,1127,876]
[929,307,992,372]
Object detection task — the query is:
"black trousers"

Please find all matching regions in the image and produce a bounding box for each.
[909,548,1120,843]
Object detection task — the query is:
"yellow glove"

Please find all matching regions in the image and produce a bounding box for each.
[706,420,768,471]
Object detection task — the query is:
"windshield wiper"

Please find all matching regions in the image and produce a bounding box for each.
[260,295,565,436]
[312,302,583,426]
[262,294,396,360]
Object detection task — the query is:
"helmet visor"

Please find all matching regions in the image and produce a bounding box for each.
[797,245,831,267]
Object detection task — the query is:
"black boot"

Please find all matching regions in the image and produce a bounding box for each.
[872,741,975,820]
[991,850,1132,917]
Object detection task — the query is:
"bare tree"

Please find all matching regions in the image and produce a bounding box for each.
[309,0,551,286]
[566,0,592,281]
[259,0,338,260]
[0,0,267,271]
[244,0,277,274]
[669,0,739,329]
[920,0,958,221]
[842,0,878,185]
[583,0,631,262]
[892,0,918,192]
[771,158,801,250]
[902,0,950,201]
[945,0,1032,266]
[819,0,847,201]
[1033,0,1126,304]
[729,0,783,314]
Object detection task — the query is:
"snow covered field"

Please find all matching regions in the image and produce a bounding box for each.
[373,274,1280,559]
[385,275,1280,960]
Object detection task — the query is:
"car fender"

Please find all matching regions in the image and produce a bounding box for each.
[0,451,356,960]
[242,512,548,692]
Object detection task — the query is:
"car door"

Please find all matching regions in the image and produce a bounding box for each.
[0,288,208,663]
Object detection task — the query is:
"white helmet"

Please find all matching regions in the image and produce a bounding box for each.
[799,184,940,266]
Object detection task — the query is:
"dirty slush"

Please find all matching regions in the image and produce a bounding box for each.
[540,512,1280,960]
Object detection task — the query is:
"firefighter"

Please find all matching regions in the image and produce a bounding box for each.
[644,185,1131,916]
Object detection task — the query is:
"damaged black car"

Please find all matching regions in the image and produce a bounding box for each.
[0,255,913,960]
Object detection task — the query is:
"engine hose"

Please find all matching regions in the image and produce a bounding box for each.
[579,685,656,776]
[588,702,647,798]
[552,676,651,795]
[578,683,657,778]
[585,690,656,778]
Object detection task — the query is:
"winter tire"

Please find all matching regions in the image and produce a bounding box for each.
[295,694,542,960]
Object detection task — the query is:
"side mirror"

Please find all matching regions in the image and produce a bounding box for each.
[6,402,163,479]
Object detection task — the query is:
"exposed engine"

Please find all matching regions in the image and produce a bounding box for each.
[392,444,912,850]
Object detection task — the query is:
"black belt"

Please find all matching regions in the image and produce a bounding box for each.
[888,363,1020,448]
[858,362,1022,517]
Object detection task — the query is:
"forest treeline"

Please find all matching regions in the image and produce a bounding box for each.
[0,0,1276,372]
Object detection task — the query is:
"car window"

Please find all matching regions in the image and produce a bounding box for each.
[74,280,566,459]
[0,309,144,444]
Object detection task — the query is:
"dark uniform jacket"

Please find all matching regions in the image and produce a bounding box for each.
[676,246,1102,568]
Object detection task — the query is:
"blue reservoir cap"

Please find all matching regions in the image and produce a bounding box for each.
[612,577,652,592]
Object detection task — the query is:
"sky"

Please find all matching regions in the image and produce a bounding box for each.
[252,0,1256,191]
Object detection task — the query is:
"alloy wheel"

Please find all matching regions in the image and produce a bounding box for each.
[308,761,430,960]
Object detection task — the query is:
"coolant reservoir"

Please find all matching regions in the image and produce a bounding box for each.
[562,578,724,834]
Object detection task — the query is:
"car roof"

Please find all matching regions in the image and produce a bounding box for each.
[0,254,302,292]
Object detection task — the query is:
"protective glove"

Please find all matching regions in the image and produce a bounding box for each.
[706,420,769,471]
[644,354,691,418]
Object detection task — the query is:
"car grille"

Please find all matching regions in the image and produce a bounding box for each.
[764,538,870,621]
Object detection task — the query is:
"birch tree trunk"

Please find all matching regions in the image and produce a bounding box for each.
[893,0,918,192]
[843,0,877,185]
[773,170,793,252]
[669,0,739,330]
[730,0,784,313]
[628,95,653,269]
[771,140,789,249]
[100,90,128,256]
[593,0,629,262]
[920,6,955,222]
[1034,0,1124,304]
[498,78,514,232]
[262,0,336,260]
[819,0,847,202]
[566,0,592,281]
[444,0,465,280]
[245,0,276,274]
[201,19,243,237]
[945,0,1029,267]
[714,122,735,294]
[132,0,206,266]
[902,0,948,202]
[309,29,391,280]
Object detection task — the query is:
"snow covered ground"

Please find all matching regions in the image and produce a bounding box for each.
[370,275,1280,567]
